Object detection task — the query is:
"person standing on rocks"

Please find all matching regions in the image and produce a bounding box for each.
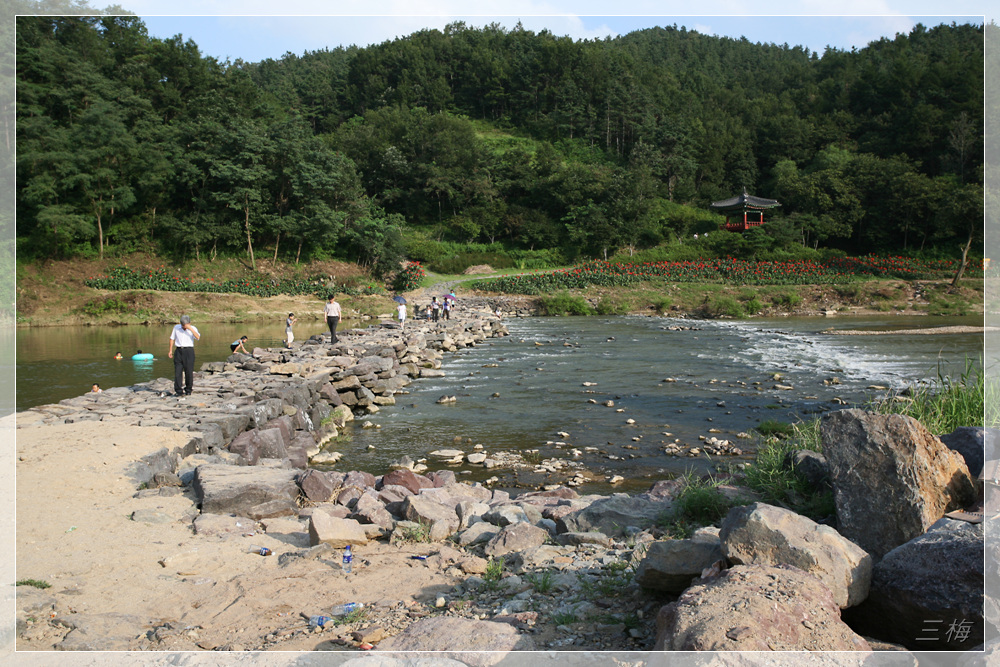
[168,314,200,396]
[324,294,341,344]
[431,296,440,322]
[397,301,407,327]
[442,297,451,320]
[284,312,297,346]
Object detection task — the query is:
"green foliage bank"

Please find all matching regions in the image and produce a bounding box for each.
[16,15,985,274]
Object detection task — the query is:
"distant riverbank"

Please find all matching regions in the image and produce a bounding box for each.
[16,256,985,327]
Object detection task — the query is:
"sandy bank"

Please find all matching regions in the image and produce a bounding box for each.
[13,420,497,652]
[824,325,994,335]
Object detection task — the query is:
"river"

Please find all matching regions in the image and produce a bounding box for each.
[16,315,986,494]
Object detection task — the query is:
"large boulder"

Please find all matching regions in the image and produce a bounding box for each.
[483,522,549,557]
[843,518,984,650]
[376,617,535,667]
[555,494,668,537]
[403,495,460,540]
[308,512,369,548]
[193,464,298,519]
[381,468,433,495]
[719,503,872,608]
[297,469,336,503]
[939,426,992,478]
[352,492,395,530]
[635,537,725,595]
[820,409,976,559]
[653,564,871,651]
[227,430,260,466]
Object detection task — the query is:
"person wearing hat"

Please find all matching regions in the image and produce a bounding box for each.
[168,314,200,396]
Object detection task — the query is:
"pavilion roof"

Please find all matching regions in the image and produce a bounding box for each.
[710,188,781,213]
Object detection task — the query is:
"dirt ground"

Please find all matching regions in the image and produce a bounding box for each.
[12,420,491,652]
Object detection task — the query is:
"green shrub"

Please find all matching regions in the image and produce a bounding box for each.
[742,296,764,314]
[772,292,803,309]
[704,295,743,318]
[483,557,505,591]
[595,298,629,315]
[16,579,51,589]
[538,292,594,316]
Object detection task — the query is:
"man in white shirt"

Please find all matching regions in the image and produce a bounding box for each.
[324,295,341,344]
[168,314,200,396]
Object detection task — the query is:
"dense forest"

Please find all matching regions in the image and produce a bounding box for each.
[15,15,985,274]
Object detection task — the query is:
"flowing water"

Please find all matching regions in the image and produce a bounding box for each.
[340,315,986,493]
[16,315,986,494]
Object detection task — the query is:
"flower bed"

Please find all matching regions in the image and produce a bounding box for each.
[473,256,983,295]
[85,266,383,297]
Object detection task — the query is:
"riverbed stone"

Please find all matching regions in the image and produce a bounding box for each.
[719,502,872,608]
[556,494,667,537]
[939,426,991,478]
[199,413,251,442]
[782,450,831,489]
[820,409,976,559]
[352,492,395,530]
[843,518,984,649]
[250,398,283,428]
[193,464,299,519]
[426,470,457,487]
[456,501,490,529]
[483,522,549,557]
[297,469,336,503]
[125,447,177,487]
[635,537,725,594]
[483,505,529,527]
[381,468,433,495]
[228,430,261,466]
[253,428,288,461]
[457,521,500,546]
[329,404,354,427]
[403,495,460,540]
[653,564,871,651]
[308,513,368,548]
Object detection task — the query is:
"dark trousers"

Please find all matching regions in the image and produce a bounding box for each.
[443,308,450,320]
[173,347,195,395]
[327,315,340,343]
[432,309,439,322]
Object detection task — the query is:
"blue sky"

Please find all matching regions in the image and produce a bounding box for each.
[117,1,991,64]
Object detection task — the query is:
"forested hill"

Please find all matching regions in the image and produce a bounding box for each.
[16,16,984,272]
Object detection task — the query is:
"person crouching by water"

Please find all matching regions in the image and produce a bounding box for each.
[231,335,249,354]
[324,295,341,344]
[284,313,297,346]
[168,314,200,397]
